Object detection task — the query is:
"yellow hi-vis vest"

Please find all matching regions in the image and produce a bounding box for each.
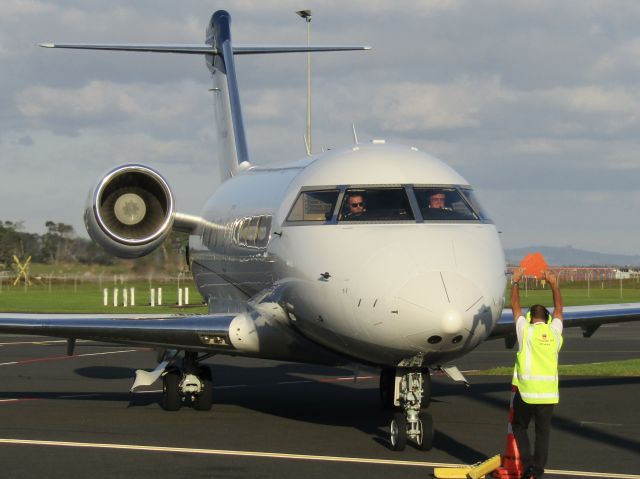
[512,313,563,404]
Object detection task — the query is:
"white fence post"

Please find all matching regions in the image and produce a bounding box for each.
[185,287,189,305]
[103,288,108,306]
[130,287,135,306]
[113,288,119,307]
[150,288,155,307]
[178,288,183,306]
[158,287,163,306]
[123,288,128,308]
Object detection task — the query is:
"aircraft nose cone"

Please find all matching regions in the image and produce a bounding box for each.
[442,309,463,334]
[394,271,487,350]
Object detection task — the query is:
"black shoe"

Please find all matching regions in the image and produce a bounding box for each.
[520,466,534,479]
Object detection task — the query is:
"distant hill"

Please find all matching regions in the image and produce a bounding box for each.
[505,246,640,267]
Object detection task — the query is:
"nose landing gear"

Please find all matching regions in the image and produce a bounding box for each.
[383,367,434,451]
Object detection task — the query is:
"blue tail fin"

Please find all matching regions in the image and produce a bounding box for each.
[206,11,250,181]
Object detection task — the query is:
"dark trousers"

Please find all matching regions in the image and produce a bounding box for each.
[512,391,554,477]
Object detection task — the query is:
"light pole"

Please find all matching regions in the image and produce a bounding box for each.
[296,9,312,154]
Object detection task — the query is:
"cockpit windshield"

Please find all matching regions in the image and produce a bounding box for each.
[340,188,414,221]
[414,187,479,221]
[285,185,490,224]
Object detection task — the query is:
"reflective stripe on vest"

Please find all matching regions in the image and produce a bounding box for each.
[512,317,563,404]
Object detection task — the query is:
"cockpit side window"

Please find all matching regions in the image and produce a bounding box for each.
[414,187,479,221]
[287,190,339,222]
[340,188,414,222]
[459,188,490,221]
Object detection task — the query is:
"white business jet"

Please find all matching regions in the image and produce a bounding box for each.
[1,10,639,451]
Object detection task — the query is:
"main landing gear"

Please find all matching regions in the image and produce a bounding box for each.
[162,351,214,411]
[380,367,434,451]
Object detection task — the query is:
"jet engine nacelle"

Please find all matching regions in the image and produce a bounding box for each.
[84,164,175,259]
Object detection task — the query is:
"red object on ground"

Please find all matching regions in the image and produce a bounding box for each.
[519,252,548,279]
[492,386,523,479]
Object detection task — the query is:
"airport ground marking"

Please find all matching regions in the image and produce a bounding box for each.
[0,339,91,346]
[0,438,637,478]
[0,393,105,406]
[0,348,140,367]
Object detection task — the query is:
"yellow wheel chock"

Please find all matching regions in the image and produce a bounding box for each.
[434,454,501,479]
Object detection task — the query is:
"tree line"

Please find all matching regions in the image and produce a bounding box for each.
[0,220,187,271]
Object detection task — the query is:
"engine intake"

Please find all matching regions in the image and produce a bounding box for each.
[85,164,175,258]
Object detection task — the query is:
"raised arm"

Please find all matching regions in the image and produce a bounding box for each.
[544,270,563,321]
[511,267,524,319]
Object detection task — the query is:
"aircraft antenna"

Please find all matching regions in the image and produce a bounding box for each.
[352,123,359,145]
[303,134,311,156]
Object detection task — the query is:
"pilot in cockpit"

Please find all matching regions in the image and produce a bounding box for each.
[428,190,448,210]
[423,189,454,219]
[344,193,367,219]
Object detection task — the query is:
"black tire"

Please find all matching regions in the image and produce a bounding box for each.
[416,411,434,451]
[379,368,395,410]
[193,366,213,411]
[389,411,407,451]
[421,370,432,409]
[162,370,182,411]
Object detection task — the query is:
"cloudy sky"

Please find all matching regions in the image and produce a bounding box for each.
[1,0,639,254]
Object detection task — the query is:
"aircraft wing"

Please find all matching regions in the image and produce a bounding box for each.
[0,309,347,365]
[491,303,640,345]
[0,312,241,353]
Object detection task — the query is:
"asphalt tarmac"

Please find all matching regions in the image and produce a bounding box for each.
[0,322,638,479]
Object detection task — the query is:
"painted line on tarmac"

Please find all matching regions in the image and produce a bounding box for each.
[0,393,104,405]
[579,420,623,427]
[0,349,140,367]
[545,469,640,478]
[320,375,376,383]
[0,438,458,468]
[0,438,637,478]
[274,376,376,386]
[0,339,91,346]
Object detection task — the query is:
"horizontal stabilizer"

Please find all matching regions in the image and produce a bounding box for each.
[39,43,371,55]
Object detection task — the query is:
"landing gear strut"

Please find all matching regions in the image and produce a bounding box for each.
[384,367,434,451]
[161,351,213,411]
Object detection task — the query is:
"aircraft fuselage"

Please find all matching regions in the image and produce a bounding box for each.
[190,143,507,367]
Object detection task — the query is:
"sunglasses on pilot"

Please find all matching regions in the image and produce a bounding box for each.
[350,202,364,207]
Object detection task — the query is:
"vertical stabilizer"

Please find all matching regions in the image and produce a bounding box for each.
[206,11,250,181]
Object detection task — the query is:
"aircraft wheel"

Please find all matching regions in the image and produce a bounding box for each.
[193,366,213,411]
[162,370,181,411]
[415,411,434,451]
[389,411,407,451]
[379,368,395,409]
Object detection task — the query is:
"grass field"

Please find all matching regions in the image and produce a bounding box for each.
[0,279,207,314]
[474,358,640,377]
[504,280,640,307]
[1,275,640,314]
